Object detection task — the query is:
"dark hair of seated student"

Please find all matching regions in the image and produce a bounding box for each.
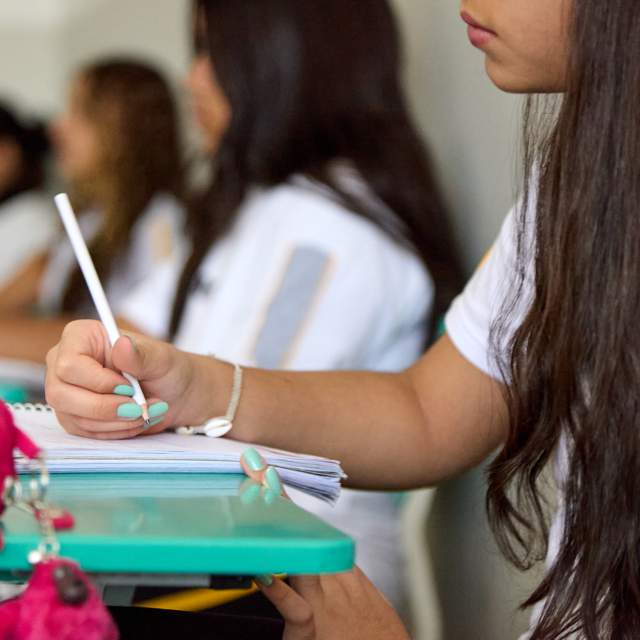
[169,0,464,340]
[61,59,184,313]
[0,103,49,205]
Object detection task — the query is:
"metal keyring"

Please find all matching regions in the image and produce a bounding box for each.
[27,455,49,503]
[2,475,22,507]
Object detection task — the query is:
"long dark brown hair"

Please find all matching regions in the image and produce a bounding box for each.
[0,102,49,204]
[62,59,183,312]
[169,0,463,338]
[487,2,640,638]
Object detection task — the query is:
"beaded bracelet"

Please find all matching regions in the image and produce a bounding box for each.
[177,362,243,438]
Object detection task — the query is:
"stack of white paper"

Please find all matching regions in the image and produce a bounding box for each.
[9,404,345,503]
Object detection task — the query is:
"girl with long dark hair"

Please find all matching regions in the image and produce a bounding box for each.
[118,0,462,609]
[45,0,626,637]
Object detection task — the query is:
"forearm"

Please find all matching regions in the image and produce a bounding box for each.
[190,336,507,490]
[0,316,74,364]
[0,254,48,314]
[45,324,507,489]
[239,369,429,488]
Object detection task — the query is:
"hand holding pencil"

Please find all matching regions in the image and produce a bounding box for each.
[54,193,152,425]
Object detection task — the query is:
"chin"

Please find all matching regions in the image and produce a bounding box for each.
[485,59,533,94]
[485,59,566,95]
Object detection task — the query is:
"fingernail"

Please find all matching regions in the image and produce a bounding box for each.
[117,403,143,420]
[122,334,139,354]
[145,417,165,428]
[265,467,282,494]
[113,384,135,397]
[264,488,279,505]
[256,574,273,587]
[240,481,261,505]
[148,402,169,419]
[242,448,266,472]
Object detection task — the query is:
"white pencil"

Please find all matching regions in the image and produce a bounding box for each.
[54,193,151,425]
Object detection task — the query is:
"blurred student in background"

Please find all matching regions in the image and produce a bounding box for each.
[0,59,185,361]
[0,103,56,293]
[118,0,463,612]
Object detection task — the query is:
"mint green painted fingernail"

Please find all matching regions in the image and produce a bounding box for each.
[264,488,279,505]
[113,384,135,397]
[242,448,266,472]
[148,402,169,419]
[256,574,273,587]
[145,417,165,429]
[117,403,143,420]
[265,467,282,494]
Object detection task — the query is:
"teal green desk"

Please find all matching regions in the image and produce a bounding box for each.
[0,473,354,584]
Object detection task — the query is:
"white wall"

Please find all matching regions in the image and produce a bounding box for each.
[0,26,65,115]
[0,0,190,116]
[58,0,190,91]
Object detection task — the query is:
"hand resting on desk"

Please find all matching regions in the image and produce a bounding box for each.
[239,448,410,640]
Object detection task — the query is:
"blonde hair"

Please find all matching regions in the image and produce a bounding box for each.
[63,58,183,312]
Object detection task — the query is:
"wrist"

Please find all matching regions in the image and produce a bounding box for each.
[182,353,233,427]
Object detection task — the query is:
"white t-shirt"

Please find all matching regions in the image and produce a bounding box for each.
[122,178,432,369]
[38,193,185,315]
[0,190,58,289]
[445,205,565,639]
[121,175,434,608]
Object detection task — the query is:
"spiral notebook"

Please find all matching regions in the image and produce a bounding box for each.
[8,403,345,503]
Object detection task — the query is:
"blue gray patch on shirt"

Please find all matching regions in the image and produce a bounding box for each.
[254,247,330,368]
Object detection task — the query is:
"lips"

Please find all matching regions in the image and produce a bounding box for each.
[460,11,496,34]
[460,11,496,48]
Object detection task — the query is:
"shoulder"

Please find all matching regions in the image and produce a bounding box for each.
[246,177,413,261]
[444,203,533,380]
[239,176,433,309]
[0,192,58,243]
[0,191,56,223]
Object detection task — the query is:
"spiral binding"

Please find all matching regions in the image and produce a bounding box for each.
[10,403,53,413]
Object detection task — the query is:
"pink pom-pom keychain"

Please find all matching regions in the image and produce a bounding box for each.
[0,558,119,640]
[0,401,118,639]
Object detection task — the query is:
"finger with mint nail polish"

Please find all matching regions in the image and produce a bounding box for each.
[138,402,170,432]
[240,448,287,504]
[242,448,267,472]
[148,401,169,419]
[113,384,135,397]
[240,448,288,498]
[255,574,274,587]
[117,403,143,420]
